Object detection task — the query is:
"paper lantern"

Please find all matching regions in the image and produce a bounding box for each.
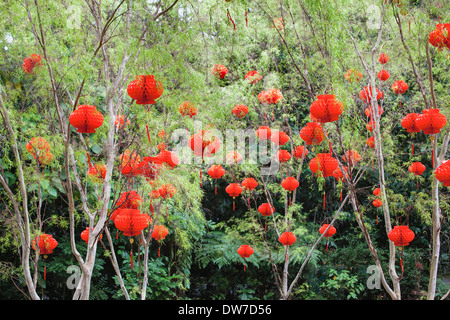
[158,184,177,199]
[319,223,336,252]
[435,160,450,187]
[25,137,53,165]
[69,105,104,134]
[366,136,375,149]
[207,164,226,194]
[152,224,169,257]
[270,130,289,146]
[359,86,382,103]
[31,234,58,280]
[309,153,339,178]
[256,126,272,140]
[277,149,291,163]
[22,54,42,74]
[299,122,325,145]
[378,53,390,64]
[365,105,384,118]
[127,75,163,105]
[409,162,426,176]
[377,69,390,81]
[258,203,275,217]
[116,190,143,209]
[115,115,130,130]
[244,70,262,84]
[388,225,415,272]
[342,150,361,166]
[237,245,254,271]
[81,227,103,244]
[87,164,107,184]
[156,150,179,169]
[309,94,344,123]
[373,187,381,196]
[428,23,450,51]
[211,64,228,79]
[416,109,447,135]
[279,232,296,246]
[372,199,382,208]
[241,177,258,191]
[401,113,420,133]
[292,145,309,159]
[179,101,198,118]
[344,69,363,83]
[391,80,408,95]
[232,104,249,119]
[188,130,221,158]
[257,89,283,105]
[281,176,299,206]
[119,149,141,176]
[225,183,243,211]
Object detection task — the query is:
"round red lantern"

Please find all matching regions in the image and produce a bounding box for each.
[232,104,249,119]
[378,53,390,64]
[257,89,283,105]
[32,233,58,280]
[391,80,408,95]
[435,160,450,187]
[279,232,296,246]
[292,145,309,159]
[69,105,104,134]
[155,150,179,169]
[245,70,262,84]
[428,23,450,51]
[23,54,42,74]
[366,136,375,149]
[81,227,103,244]
[127,75,163,105]
[299,122,325,145]
[372,199,382,208]
[26,137,53,165]
[277,149,291,163]
[152,224,169,257]
[319,223,336,252]
[237,245,254,271]
[256,126,272,140]
[401,113,420,133]
[409,162,426,176]
[211,64,228,79]
[189,130,221,158]
[270,130,290,146]
[388,225,415,272]
[258,203,275,217]
[309,94,344,123]
[114,209,150,237]
[359,86,382,103]
[119,149,141,176]
[116,190,143,209]
[342,150,361,166]
[158,184,177,199]
[281,176,299,192]
[225,183,243,211]
[416,109,447,135]
[241,177,258,191]
[115,115,130,130]
[207,165,226,194]
[373,187,381,196]
[179,101,198,118]
[377,69,390,81]
[309,153,339,178]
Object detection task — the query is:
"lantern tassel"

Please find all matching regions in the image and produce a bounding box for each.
[227,9,236,30]
[145,124,151,144]
[215,184,217,195]
[158,246,161,258]
[86,151,93,168]
[431,148,434,168]
[244,263,246,272]
[233,200,235,212]
[400,257,403,273]
[44,264,46,280]
[245,9,248,27]
[340,190,342,202]
[130,249,133,270]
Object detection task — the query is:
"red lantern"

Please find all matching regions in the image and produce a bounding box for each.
[179,101,198,118]
[378,53,390,64]
[365,105,383,118]
[158,184,177,199]
[388,225,415,272]
[225,183,243,211]
[372,199,382,208]
[127,75,163,105]
[344,69,363,83]
[270,130,289,146]
[189,130,220,158]
[309,153,339,178]
[292,145,309,159]
[342,150,361,166]
[281,176,299,206]
[409,162,426,176]
[245,70,262,84]
[232,104,249,119]
[366,136,375,149]
[277,149,291,163]
[416,109,447,135]
[373,187,381,196]
[401,113,420,154]
[428,23,450,51]
[156,150,179,169]
[256,126,272,140]
[309,94,344,123]
[152,225,169,258]
[377,69,390,81]
[115,115,130,130]
[391,80,408,95]
[237,245,254,271]
[69,105,104,134]
[81,227,103,244]
[319,223,336,252]
[114,209,149,237]
[258,203,275,217]
[359,86,383,103]
[435,160,450,187]
[241,177,258,191]
[211,64,228,79]
[207,165,226,194]
[23,54,42,74]
[299,122,325,145]
[279,231,296,261]
[257,89,283,105]
[88,164,107,184]
[119,149,141,177]
[26,137,53,165]
[226,151,243,164]
[116,190,143,209]
[32,234,58,280]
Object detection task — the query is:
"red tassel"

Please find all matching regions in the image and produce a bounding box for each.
[86,151,93,168]
[431,148,434,168]
[227,9,236,30]
[44,265,46,280]
[116,230,119,240]
[400,257,404,273]
[417,181,419,191]
[145,124,151,144]
[215,185,217,195]
[326,242,329,253]
[233,200,235,212]
[130,249,133,270]
[340,190,342,202]
[245,9,248,27]
[244,263,246,272]
[158,246,161,258]
[264,222,267,231]
[376,208,379,225]
[289,195,291,207]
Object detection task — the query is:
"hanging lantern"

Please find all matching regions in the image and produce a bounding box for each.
[32,234,58,280]
[309,153,339,178]
[178,101,198,118]
[409,162,426,190]
[359,86,383,103]
[207,164,226,195]
[232,104,249,119]
[114,209,150,236]
[188,130,221,158]
[115,115,131,130]
[309,94,344,123]
[69,105,104,134]
[366,136,375,149]
[87,164,107,184]
[333,166,348,202]
[391,80,408,107]
[378,53,390,64]
[81,227,103,244]
[270,130,290,146]
[365,105,384,118]
[377,69,390,81]
[22,54,42,74]
[256,126,272,140]
[372,199,382,208]
[344,69,363,83]
[279,231,296,261]
[152,225,169,257]
[257,89,283,105]
[116,190,143,209]
[388,225,415,273]
[237,245,254,271]
[281,176,299,206]
[127,75,163,105]
[225,183,243,211]
[211,64,228,79]
[292,145,309,159]
[158,184,177,200]
[241,177,258,191]
[299,122,325,146]
[401,113,421,154]
[156,150,179,169]
[342,150,361,166]
[428,23,450,51]
[319,223,336,252]
[225,150,243,164]
[244,70,262,84]
[119,149,141,177]
[435,160,450,186]
[25,137,54,165]
[258,203,275,217]
[416,109,447,135]
[277,149,291,163]
[373,187,381,196]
